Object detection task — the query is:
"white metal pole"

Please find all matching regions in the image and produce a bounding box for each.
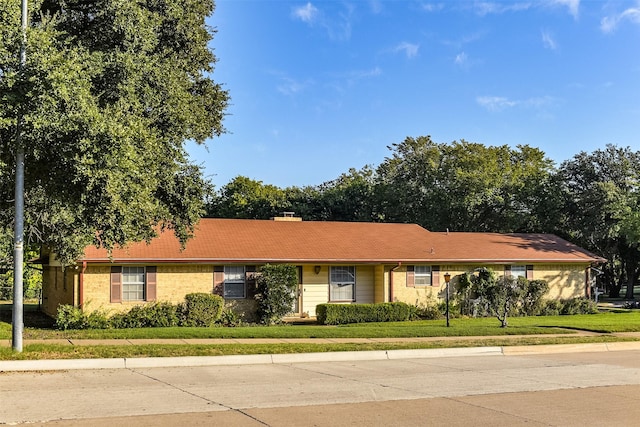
[12,0,28,352]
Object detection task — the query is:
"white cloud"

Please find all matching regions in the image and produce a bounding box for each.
[455,51,468,65]
[548,0,580,19]
[541,29,557,50]
[601,6,640,33]
[477,95,557,112]
[350,67,382,79]
[473,2,532,16]
[292,2,319,23]
[476,96,518,111]
[394,42,420,58]
[292,2,353,41]
[421,3,445,12]
[276,75,312,96]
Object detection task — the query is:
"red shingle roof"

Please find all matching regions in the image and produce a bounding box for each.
[82,218,603,264]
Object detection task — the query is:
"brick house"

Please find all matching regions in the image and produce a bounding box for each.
[40,216,605,319]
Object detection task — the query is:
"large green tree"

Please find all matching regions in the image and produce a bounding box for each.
[375,136,557,232]
[0,0,228,264]
[557,145,640,298]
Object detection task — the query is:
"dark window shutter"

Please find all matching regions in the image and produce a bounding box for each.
[406,265,415,288]
[246,265,257,299]
[146,266,157,301]
[504,265,512,277]
[213,266,224,296]
[110,266,122,303]
[432,265,440,287]
[526,265,534,280]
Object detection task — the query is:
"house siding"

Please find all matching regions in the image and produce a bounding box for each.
[532,263,589,299]
[354,265,375,304]
[41,266,74,317]
[374,265,386,303]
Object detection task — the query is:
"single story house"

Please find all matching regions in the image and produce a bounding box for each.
[40,216,605,319]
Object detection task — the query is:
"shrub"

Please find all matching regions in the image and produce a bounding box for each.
[539,299,562,316]
[412,301,442,320]
[178,293,224,327]
[85,310,111,329]
[560,297,598,315]
[55,304,86,330]
[521,280,549,316]
[218,308,244,327]
[110,302,179,328]
[538,298,598,316]
[316,302,411,325]
[255,264,298,325]
[55,304,110,330]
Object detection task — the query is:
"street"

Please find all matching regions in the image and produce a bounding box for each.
[2,350,640,426]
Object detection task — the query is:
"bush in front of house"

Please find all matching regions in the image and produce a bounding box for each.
[55,304,111,330]
[55,293,224,330]
[110,302,179,328]
[316,302,411,325]
[538,298,598,316]
[255,264,299,325]
[178,293,224,327]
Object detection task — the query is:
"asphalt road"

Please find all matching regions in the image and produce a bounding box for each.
[3,349,640,426]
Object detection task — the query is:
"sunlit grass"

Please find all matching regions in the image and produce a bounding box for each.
[0,335,636,361]
[3,310,640,361]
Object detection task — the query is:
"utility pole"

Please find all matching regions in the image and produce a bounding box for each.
[13,0,28,352]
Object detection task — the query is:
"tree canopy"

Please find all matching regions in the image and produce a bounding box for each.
[0,0,228,264]
[557,144,640,298]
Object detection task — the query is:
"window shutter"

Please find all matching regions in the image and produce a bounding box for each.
[432,265,440,287]
[213,266,224,296]
[146,266,157,301]
[504,265,512,277]
[406,265,415,288]
[246,265,257,299]
[110,266,122,303]
[526,265,534,280]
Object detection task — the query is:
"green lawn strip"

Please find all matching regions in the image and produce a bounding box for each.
[3,312,640,342]
[0,335,636,361]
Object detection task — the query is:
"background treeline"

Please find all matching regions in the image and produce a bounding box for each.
[206,136,640,300]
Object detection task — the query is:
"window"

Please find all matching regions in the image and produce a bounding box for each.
[330,266,355,301]
[510,265,527,279]
[414,266,432,286]
[224,266,246,299]
[122,266,145,301]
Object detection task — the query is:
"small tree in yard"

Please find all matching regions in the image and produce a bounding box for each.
[475,270,527,328]
[256,264,298,325]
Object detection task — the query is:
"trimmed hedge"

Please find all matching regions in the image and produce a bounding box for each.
[55,293,224,330]
[178,293,224,327]
[316,302,411,325]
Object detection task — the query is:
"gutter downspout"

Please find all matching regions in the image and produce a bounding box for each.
[79,261,87,310]
[389,262,402,302]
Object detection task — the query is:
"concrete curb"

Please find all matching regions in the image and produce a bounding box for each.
[3,342,640,372]
[1,346,502,372]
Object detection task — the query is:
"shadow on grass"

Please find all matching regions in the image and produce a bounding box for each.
[0,303,55,329]
[538,325,610,334]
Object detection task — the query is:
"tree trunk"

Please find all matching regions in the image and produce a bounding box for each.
[624,265,637,300]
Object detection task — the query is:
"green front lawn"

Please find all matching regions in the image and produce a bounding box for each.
[2,308,640,361]
[3,310,640,340]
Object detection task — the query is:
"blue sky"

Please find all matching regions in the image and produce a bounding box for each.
[187,0,640,189]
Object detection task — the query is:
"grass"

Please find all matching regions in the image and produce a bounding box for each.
[0,335,636,361]
[2,304,640,361]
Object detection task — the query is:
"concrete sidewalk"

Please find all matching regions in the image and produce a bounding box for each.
[2,332,640,372]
